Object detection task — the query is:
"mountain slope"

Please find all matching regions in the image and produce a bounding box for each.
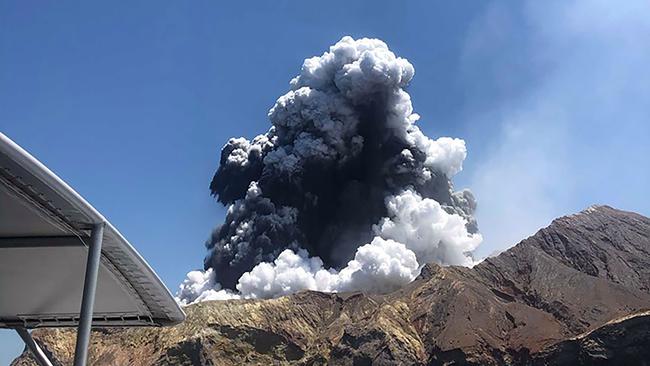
[487,205,650,293]
[12,205,650,365]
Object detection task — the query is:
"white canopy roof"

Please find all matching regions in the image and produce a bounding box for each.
[0,132,184,328]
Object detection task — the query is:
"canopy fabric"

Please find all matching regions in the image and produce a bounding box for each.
[0,133,185,328]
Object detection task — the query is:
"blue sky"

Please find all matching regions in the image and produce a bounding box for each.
[1,1,649,361]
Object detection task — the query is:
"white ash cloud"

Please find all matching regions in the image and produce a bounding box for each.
[176,268,239,305]
[231,190,480,300]
[376,190,482,267]
[237,237,418,299]
[177,36,481,304]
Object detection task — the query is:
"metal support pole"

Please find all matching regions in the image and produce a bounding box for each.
[15,327,54,366]
[72,222,105,366]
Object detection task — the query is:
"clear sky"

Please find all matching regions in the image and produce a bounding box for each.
[2,1,649,362]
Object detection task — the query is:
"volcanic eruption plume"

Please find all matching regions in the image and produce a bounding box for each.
[177,36,482,304]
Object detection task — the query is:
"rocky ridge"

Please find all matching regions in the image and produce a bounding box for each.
[12,205,650,365]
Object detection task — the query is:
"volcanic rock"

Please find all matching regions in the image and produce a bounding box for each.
[12,205,650,365]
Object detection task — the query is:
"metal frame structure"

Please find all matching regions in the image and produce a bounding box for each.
[10,223,105,366]
[0,132,185,365]
[71,222,105,366]
[15,327,53,366]
[11,223,122,366]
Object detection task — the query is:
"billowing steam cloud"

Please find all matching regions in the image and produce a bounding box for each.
[177,36,482,305]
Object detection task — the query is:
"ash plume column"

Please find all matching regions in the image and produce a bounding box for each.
[177,36,482,304]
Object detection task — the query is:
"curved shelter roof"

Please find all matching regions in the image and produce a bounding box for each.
[0,132,185,329]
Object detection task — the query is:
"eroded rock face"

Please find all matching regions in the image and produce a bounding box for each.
[12,206,650,365]
[531,311,650,365]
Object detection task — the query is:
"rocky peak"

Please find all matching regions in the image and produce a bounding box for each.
[517,204,650,293]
